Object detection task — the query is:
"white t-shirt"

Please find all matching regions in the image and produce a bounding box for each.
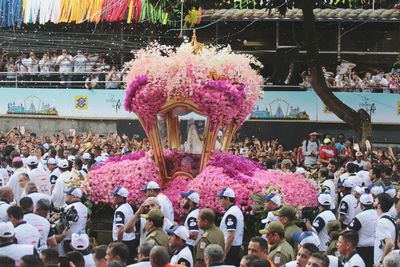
[170,245,193,267]
[65,201,88,241]
[0,243,35,267]
[184,207,201,247]
[322,179,336,209]
[14,221,41,248]
[28,168,51,195]
[83,252,96,267]
[156,193,174,222]
[112,203,135,241]
[27,192,51,208]
[24,212,54,251]
[74,56,88,73]
[6,167,29,202]
[219,205,244,246]
[339,194,358,226]
[283,261,297,267]
[51,170,71,208]
[0,167,10,185]
[312,209,336,251]
[57,55,74,73]
[357,170,371,187]
[348,208,378,247]
[374,213,397,263]
[343,252,366,267]
[0,201,11,222]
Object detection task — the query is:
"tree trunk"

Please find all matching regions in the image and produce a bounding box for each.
[301,0,372,149]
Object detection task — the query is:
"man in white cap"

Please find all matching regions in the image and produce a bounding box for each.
[81,153,92,174]
[111,186,137,265]
[338,180,357,228]
[167,225,193,267]
[142,181,174,222]
[26,155,50,196]
[306,193,336,252]
[348,193,377,267]
[217,187,244,266]
[51,159,71,208]
[181,190,201,251]
[62,187,88,253]
[353,151,365,170]
[384,186,398,219]
[47,158,60,190]
[71,232,96,267]
[302,132,320,168]
[0,221,36,265]
[260,192,281,228]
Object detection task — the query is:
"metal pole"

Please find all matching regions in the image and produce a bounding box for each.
[372,0,375,11]
[215,22,219,45]
[276,21,279,49]
[337,22,341,63]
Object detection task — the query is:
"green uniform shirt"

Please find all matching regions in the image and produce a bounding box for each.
[269,239,295,266]
[284,222,302,248]
[195,225,225,260]
[146,227,169,250]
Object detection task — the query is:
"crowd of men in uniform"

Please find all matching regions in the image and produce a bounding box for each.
[0,130,399,267]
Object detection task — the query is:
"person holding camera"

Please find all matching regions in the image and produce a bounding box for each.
[111,186,137,265]
[61,188,88,253]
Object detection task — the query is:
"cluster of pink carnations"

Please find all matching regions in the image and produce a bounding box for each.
[84,152,318,218]
[124,41,264,130]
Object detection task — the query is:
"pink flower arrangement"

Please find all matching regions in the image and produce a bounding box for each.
[124,41,264,130]
[85,151,318,215]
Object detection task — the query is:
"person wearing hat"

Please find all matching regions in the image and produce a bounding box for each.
[62,187,88,253]
[274,205,301,248]
[337,230,365,267]
[292,231,321,249]
[81,153,92,173]
[26,155,51,196]
[384,186,398,219]
[259,221,295,266]
[217,188,244,266]
[6,157,28,203]
[319,138,337,165]
[0,221,36,264]
[325,220,341,256]
[305,193,336,252]
[167,225,193,267]
[111,186,137,265]
[338,180,358,229]
[70,232,96,267]
[51,159,71,208]
[353,151,365,170]
[195,208,225,267]
[260,192,282,228]
[318,167,336,210]
[0,187,14,222]
[141,209,169,250]
[181,190,201,252]
[46,158,61,190]
[302,132,320,168]
[283,243,319,267]
[142,181,174,223]
[347,193,377,267]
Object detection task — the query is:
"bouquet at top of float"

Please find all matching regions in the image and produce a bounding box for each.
[124,40,264,131]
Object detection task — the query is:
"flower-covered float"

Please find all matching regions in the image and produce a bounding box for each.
[84,32,318,225]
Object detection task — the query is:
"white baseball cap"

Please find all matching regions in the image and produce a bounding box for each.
[58,159,69,168]
[262,193,282,207]
[65,187,83,198]
[26,156,38,166]
[293,231,321,247]
[47,158,57,165]
[166,225,189,241]
[318,193,332,206]
[370,185,384,196]
[42,143,50,150]
[385,187,396,198]
[0,222,14,238]
[142,181,160,191]
[82,153,91,160]
[218,188,235,198]
[342,179,354,189]
[71,233,90,250]
[180,190,199,204]
[360,193,374,205]
[353,186,365,195]
[67,155,75,162]
[295,167,306,175]
[110,187,129,198]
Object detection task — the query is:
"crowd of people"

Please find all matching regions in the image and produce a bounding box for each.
[300,61,400,93]
[0,50,128,89]
[0,127,399,267]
